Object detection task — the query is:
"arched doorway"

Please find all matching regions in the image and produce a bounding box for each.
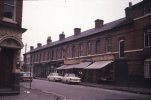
[0,36,23,90]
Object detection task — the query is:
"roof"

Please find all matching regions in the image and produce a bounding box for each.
[29,17,126,53]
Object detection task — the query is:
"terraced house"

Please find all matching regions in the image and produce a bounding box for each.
[24,0,151,87]
[0,0,26,94]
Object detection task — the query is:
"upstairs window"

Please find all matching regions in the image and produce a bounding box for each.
[144,3,151,15]
[144,29,151,47]
[4,0,16,19]
[72,46,76,57]
[95,40,101,54]
[79,44,82,56]
[106,38,112,52]
[87,41,92,55]
[119,40,125,58]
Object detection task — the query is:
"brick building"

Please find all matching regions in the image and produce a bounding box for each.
[25,0,151,87]
[0,0,26,94]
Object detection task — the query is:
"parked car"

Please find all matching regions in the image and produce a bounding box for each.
[47,73,62,82]
[20,72,33,82]
[62,73,81,84]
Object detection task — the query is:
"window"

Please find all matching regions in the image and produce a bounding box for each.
[79,44,82,56]
[119,40,125,58]
[4,0,16,19]
[43,52,45,61]
[95,40,101,54]
[106,38,112,52]
[144,59,151,79]
[39,53,41,62]
[144,29,151,47]
[51,50,54,60]
[47,51,50,60]
[144,3,151,15]
[72,46,76,57]
[60,48,64,59]
[87,41,91,55]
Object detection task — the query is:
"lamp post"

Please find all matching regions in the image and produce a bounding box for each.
[29,54,32,89]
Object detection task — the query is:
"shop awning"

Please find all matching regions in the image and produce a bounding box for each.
[56,62,92,70]
[57,64,76,70]
[56,65,67,70]
[74,62,91,69]
[85,61,113,69]
[63,64,76,69]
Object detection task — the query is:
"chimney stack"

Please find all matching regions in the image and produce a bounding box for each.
[74,28,81,36]
[47,36,52,44]
[95,19,104,29]
[59,32,65,41]
[129,2,132,7]
[37,43,42,48]
[30,46,34,51]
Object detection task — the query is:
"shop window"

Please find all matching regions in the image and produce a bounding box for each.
[144,60,151,79]
[119,40,125,58]
[144,29,151,47]
[4,0,16,20]
[144,3,151,15]
[106,38,112,52]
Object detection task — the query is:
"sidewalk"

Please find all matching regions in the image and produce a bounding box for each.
[80,82,151,95]
[0,86,61,100]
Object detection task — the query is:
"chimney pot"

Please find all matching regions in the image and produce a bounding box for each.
[95,19,104,29]
[37,43,42,48]
[59,32,65,41]
[47,36,52,44]
[30,46,34,51]
[129,2,132,7]
[74,28,81,36]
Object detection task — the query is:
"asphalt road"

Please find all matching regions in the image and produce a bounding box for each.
[21,79,151,100]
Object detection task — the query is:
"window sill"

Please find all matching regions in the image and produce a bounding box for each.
[2,17,17,24]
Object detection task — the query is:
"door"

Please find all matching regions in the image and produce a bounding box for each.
[0,48,14,88]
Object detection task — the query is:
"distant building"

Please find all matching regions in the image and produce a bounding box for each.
[24,0,151,87]
[0,0,26,94]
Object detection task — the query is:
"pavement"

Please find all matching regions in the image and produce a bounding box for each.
[0,86,61,100]
[80,82,151,95]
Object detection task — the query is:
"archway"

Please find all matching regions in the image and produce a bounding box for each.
[0,36,23,88]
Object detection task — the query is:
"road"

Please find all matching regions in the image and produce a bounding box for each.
[21,79,151,100]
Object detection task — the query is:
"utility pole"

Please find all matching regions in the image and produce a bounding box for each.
[24,44,27,72]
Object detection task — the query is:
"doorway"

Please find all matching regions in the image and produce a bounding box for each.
[0,48,14,88]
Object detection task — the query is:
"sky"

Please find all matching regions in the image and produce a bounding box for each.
[21,0,142,57]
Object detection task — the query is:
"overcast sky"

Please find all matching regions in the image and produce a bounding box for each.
[21,0,142,56]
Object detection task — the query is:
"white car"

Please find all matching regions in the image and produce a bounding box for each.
[62,73,81,84]
[47,73,62,82]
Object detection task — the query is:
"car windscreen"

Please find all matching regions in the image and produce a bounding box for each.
[68,74,76,77]
[53,73,59,76]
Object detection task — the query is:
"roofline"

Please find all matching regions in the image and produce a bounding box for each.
[27,17,131,54]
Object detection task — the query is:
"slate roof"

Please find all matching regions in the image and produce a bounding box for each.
[29,17,127,53]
